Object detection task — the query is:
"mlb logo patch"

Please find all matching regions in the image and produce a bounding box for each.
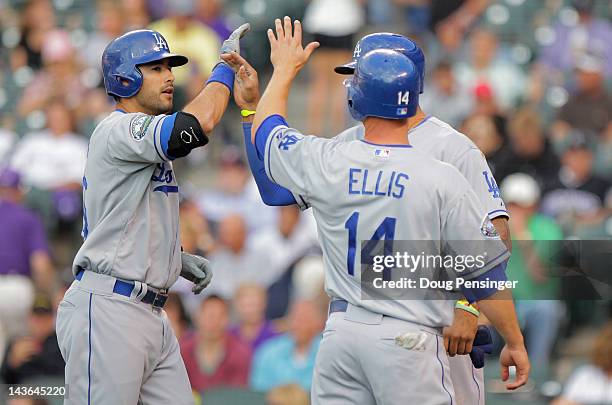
[374,149,390,159]
[397,107,408,116]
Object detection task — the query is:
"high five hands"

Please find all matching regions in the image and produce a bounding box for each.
[267,16,319,79]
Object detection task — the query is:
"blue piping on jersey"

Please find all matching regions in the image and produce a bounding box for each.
[359,140,413,148]
[115,109,127,114]
[471,362,481,405]
[159,113,177,160]
[436,336,453,405]
[407,115,431,133]
[255,114,289,158]
[152,117,166,162]
[488,209,509,217]
[266,134,277,184]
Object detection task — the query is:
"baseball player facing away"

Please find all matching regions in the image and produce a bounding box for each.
[242,32,510,404]
[55,26,250,405]
[243,17,530,404]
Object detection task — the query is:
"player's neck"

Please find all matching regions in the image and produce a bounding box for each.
[115,99,156,115]
[363,107,427,145]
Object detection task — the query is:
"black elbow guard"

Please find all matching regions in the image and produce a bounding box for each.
[168,112,209,159]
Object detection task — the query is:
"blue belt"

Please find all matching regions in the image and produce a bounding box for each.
[329,299,348,315]
[75,269,168,309]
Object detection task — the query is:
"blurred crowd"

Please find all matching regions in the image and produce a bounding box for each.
[0,0,610,404]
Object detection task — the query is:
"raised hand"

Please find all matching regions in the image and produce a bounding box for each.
[267,16,319,79]
[220,52,260,110]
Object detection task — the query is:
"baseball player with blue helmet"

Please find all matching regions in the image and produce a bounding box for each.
[241,31,511,405]
[235,17,529,404]
[55,25,250,405]
[335,32,512,405]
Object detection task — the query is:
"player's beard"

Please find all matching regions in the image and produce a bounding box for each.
[135,87,173,115]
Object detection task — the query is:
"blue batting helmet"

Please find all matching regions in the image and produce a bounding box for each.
[335,33,425,93]
[345,49,420,121]
[102,30,188,98]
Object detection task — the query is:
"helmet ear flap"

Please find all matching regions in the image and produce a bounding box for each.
[347,85,364,122]
[111,64,143,98]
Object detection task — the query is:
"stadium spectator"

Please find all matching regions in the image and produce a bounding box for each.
[251,206,318,288]
[593,121,612,181]
[230,284,280,352]
[179,197,214,256]
[81,0,127,72]
[180,295,251,391]
[205,214,268,299]
[266,383,310,405]
[420,60,473,127]
[429,0,489,41]
[551,320,612,405]
[537,0,612,81]
[303,0,364,135]
[501,173,565,379]
[0,293,64,384]
[497,107,560,187]
[122,0,151,29]
[11,100,87,191]
[470,81,512,150]
[165,292,192,341]
[250,300,324,392]
[454,28,527,112]
[461,113,513,177]
[17,30,87,118]
[195,0,232,40]
[291,256,326,303]
[554,52,611,137]
[0,129,15,163]
[150,0,220,106]
[10,99,87,234]
[541,133,611,234]
[0,169,54,339]
[0,168,54,288]
[198,147,276,231]
[9,0,56,72]
[425,0,490,67]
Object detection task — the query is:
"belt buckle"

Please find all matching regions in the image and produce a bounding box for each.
[151,288,168,312]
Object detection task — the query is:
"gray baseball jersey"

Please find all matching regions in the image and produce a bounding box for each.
[334,116,508,220]
[259,118,509,328]
[73,110,182,289]
[58,109,195,405]
[334,117,500,405]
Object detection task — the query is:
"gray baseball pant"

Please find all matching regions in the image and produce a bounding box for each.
[311,303,456,405]
[55,271,194,405]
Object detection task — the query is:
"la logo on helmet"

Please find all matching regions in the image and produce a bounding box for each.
[152,33,168,51]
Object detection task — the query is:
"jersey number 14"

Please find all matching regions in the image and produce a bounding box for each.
[345,211,396,279]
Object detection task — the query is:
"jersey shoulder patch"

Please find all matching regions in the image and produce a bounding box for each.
[130,114,154,141]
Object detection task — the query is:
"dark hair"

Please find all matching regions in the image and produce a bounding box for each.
[435,60,452,72]
[201,294,228,308]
